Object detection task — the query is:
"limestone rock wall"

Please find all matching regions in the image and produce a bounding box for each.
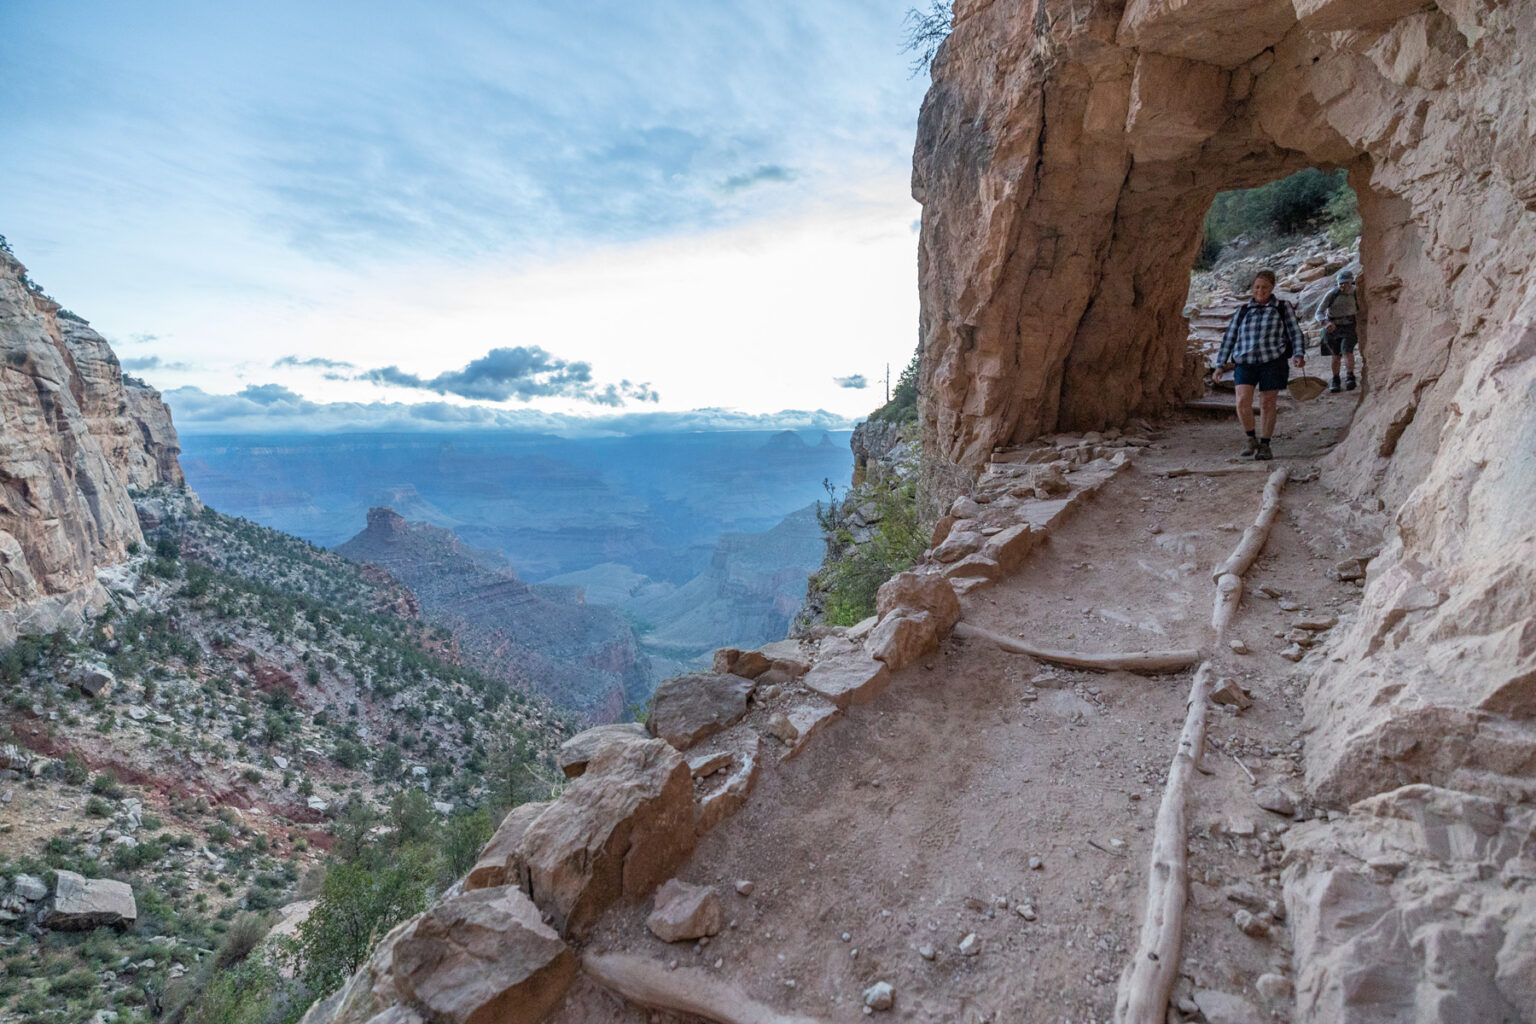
[0,249,186,645]
[915,2,1535,1019]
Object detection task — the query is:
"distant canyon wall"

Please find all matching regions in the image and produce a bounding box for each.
[0,249,186,645]
[916,2,1535,1020]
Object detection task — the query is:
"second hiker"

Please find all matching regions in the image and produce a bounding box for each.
[1315,267,1361,392]
[1216,269,1308,461]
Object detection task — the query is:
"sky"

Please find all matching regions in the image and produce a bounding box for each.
[0,1,933,434]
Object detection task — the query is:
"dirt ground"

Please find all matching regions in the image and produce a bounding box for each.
[550,388,1381,1024]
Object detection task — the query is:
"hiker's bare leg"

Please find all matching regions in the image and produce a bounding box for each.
[1331,353,1342,377]
[1345,350,1356,376]
[1259,390,1279,438]
[1235,385,1256,433]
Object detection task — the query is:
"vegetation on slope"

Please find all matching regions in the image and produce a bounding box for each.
[0,494,570,1024]
[1196,168,1360,268]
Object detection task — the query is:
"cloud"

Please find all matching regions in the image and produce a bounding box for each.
[358,346,658,406]
[164,386,850,436]
[238,383,305,405]
[721,164,796,193]
[273,355,355,369]
[833,374,868,389]
[121,355,191,371]
[127,332,160,345]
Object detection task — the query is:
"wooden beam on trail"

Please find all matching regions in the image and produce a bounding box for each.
[1157,465,1274,478]
[1210,466,1288,581]
[1115,663,1215,1024]
[1211,572,1244,644]
[582,952,830,1024]
[953,621,1202,674]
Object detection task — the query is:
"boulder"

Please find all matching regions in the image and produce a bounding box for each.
[464,801,551,891]
[933,529,985,563]
[647,673,754,751]
[516,730,694,937]
[865,610,940,673]
[645,879,724,942]
[556,723,647,779]
[756,639,812,677]
[802,648,891,709]
[694,728,762,834]
[766,699,840,759]
[711,648,771,679]
[943,554,1002,582]
[44,870,136,930]
[12,874,47,903]
[72,664,115,698]
[392,887,575,1024]
[982,524,1040,574]
[875,572,961,634]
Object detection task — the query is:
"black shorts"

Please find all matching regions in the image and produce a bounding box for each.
[1320,326,1358,356]
[1234,357,1290,392]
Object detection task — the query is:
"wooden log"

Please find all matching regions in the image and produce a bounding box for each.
[1115,663,1215,1024]
[583,952,829,1024]
[1157,465,1272,479]
[1210,572,1243,643]
[1210,467,1288,580]
[953,621,1201,674]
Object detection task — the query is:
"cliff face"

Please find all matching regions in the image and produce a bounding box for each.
[337,507,654,722]
[0,249,186,645]
[917,2,1535,1019]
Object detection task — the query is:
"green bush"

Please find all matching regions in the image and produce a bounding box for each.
[1203,168,1354,249]
[816,476,927,626]
[292,860,428,995]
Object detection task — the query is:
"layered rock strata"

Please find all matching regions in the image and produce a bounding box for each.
[0,250,185,645]
[916,3,1535,1019]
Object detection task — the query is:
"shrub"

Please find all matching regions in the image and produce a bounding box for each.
[816,476,927,626]
[293,860,428,995]
[213,912,270,969]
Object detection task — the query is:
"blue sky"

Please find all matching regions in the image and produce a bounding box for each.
[0,1,932,432]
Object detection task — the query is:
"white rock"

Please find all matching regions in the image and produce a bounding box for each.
[863,981,895,1011]
[958,933,980,956]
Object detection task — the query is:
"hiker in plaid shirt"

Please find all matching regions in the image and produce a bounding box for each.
[1217,269,1307,461]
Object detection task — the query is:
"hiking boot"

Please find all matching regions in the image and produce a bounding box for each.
[1254,439,1274,461]
[1330,376,1342,393]
[1345,373,1357,391]
[1239,435,1259,458]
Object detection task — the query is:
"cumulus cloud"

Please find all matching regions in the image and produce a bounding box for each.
[121,355,191,371]
[164,386,849,437]
[273,355,356,369]
[358,346,658,406]
[833,374,868,389]
[238,383,306,405]
[721,164,796,193]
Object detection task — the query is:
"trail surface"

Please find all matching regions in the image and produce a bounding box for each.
[553,390,1380,1024]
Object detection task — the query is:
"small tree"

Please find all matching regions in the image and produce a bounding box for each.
[293,860,427,995]
[902,1,953,76]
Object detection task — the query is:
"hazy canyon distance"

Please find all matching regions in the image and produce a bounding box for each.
[180,428,853,716]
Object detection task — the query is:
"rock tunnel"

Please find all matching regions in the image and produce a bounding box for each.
[913,2,1535,1018]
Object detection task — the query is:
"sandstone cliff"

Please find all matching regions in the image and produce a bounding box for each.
[0,248,186,645]
[915,2,1535,1019]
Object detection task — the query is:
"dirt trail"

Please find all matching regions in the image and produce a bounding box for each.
[552,391,1379,1024]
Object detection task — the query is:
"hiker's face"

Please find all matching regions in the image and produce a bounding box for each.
[1341,281,1356,292]
[1252,278,1274,303]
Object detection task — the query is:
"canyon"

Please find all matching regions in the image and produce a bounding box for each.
[3,1,1534,1022]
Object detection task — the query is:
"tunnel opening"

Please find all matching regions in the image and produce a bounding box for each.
[1183,168,1364,407]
